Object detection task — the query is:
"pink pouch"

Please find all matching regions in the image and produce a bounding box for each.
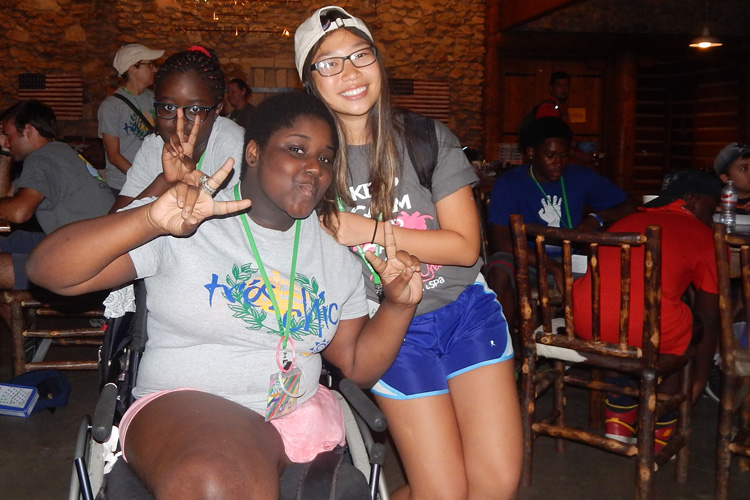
[270,384,346,463]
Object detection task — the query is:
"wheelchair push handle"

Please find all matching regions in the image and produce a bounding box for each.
[338,378,388,432]
[92,382,118,443]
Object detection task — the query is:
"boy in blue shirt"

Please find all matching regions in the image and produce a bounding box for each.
[486,117,636,330]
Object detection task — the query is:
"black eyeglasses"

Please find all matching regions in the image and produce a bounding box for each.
[310,46,378,77]
[134,61,156,69]
[154,102,218,122]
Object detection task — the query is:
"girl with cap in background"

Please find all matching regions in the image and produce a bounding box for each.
[110,46,245,213]
[295,6,522,499]
[98,43,164,194]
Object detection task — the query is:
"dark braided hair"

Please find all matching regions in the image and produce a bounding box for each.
[154,46,225,104]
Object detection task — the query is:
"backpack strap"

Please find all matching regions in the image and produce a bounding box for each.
[112,93,155,134]
[403,111,438,191]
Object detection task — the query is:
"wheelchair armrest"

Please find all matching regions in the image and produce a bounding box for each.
[92,382,118,443]
[338,378,387,433]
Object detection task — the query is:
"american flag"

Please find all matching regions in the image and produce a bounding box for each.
[390,78,450,125]
[17,74,83,120]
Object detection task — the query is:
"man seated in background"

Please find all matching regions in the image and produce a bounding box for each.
[485,116,635,331]
[714,142,750,214]
[573,169,721,449]
[535,71,571,123]
[0,100,114,292]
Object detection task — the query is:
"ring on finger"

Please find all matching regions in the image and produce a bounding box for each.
[199,174,216,196]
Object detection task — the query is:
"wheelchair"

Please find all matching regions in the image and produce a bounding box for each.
[68,281,392,500]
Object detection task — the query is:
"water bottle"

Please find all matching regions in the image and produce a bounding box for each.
[721,180,738,233]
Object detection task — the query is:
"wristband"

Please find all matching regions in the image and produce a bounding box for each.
[589,213,604,227]
[370,219,378,244]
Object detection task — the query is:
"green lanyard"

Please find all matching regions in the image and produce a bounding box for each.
[235,184,300,350]
[335,197,381,286]
[530,166,573,229]
[196,152,205,171]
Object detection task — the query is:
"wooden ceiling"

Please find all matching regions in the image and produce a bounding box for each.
[497,0,582,31]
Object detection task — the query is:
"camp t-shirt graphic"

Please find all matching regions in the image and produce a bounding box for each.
[204,263,339,355]
[344,129,481,317]
[538,194,564,228]
[347,176,444,294]
[124,109,154,140]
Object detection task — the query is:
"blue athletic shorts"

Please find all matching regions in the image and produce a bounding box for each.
[371,280,514,400]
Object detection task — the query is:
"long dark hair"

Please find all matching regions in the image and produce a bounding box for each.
[302,28,402,226]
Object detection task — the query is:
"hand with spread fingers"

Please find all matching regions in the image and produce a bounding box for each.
[365,221,422,308]
[161,108,202,184]
[146,160,251,237]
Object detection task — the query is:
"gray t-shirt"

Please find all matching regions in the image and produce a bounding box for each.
[119,116,244,199]
[15,141,115,234]
[343,118,480,316]
[97,88,156,190]
[129,187,368,414]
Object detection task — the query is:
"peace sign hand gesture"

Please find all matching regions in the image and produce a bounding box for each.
[364,221,422,308]
[161,108,202,184]
[146,159,251,237]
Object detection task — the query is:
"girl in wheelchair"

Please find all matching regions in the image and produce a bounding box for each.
[27,91,422,499]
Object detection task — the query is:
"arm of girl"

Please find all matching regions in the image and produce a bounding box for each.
[321,221,422,387]
[325,185,480,266]
[26,163,250,296]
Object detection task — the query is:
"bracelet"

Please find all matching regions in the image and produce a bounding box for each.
[589,213,604,227]
[370,219,378,244]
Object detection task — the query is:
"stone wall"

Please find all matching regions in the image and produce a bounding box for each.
[1,0,486,150]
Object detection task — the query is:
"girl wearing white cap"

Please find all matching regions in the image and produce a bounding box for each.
[296,6,521,499]
[98,44,164,194]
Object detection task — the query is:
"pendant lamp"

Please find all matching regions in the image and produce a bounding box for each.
[689,27,722,49]
[689,0,722,49]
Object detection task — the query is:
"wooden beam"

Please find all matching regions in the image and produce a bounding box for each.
[498,0,582,31]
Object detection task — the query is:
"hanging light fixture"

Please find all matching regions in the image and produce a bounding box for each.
[689,0,722,48]
[690,27,722,48]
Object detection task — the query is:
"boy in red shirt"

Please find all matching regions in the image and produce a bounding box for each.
[573,169,721,448]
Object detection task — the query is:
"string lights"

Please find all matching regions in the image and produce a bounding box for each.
[174,0,299,37]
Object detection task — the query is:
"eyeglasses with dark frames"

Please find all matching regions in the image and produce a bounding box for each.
[153,102,218,122]
[309,46,378,77]
[134,61,156,69]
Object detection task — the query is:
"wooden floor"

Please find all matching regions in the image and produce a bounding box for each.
[2,329,750,500]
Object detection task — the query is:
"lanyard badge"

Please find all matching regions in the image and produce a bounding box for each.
[235,184,307,421]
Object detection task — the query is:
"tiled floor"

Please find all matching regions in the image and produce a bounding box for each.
[2,329,750,500]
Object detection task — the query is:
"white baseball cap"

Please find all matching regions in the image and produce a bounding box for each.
[113,44,165,76]
[294,6,372,79]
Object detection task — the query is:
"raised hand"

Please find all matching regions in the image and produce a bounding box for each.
[364,221,422,308]
[146,160,251,237]
[162,108,201,184]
